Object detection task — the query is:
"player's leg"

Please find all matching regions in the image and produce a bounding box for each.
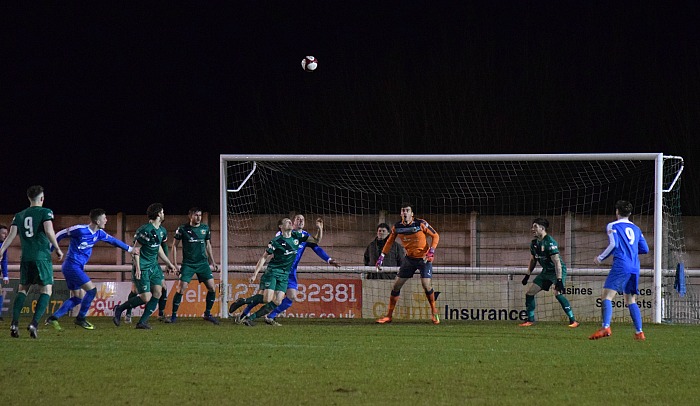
[49,266,84,325]
[158,280,168,321]
[520,276,546,326]
[624,274,644,340]
[245,284,283,326]
[171,274,189,323]
[245,274,283,325]
[377,258,415,323]
[26,260,54,338]
[418,261,439,324]
[556,273,578,327]
[124,288,137,323]
[46,289,81,331]
[191,265,218,324]
[47,291,80,321]
[230,293,262,316]
[114,270,150,327]
[590,272,619,339]
[10,275,30,338]
[233,274,270,318]
[268,269,298,321]
[201,277,219,324]
[555,292,578,327]
[137,270,163,328]
[74,280,97,330]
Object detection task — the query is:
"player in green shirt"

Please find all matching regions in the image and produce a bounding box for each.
[0,185,64,339]
[237,217,322,326]
[112,203,176,329]
[124,237,169,324]
[519,218,578,327]
[168,207,220,324]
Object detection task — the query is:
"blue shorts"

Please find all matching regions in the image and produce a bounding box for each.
[398,257,433,279]
[603,270,639,295]
[62,262,91,291]
[287,267,298,290]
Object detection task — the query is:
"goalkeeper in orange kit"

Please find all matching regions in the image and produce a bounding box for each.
[375,202,440,325]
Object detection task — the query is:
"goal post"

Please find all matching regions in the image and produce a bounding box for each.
[220,154,690,324]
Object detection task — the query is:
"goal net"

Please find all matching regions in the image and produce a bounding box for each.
[220,154,693,324]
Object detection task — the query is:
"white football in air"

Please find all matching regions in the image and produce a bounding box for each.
[301,56,318,72]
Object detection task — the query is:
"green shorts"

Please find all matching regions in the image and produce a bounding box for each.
[20,260,54,286]
[258,270,288,293]
[533,271,567,292]
[132,264,163,294]
[179,263,213,284]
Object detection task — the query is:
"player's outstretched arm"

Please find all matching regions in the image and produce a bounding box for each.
[251,252,272,283]
[307,218,324,244]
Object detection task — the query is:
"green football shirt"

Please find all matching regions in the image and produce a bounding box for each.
[133,222,167,268]
[530,234,567,275]
[11,206,55,261]
[174,223,211,266]
[265,230,308,274]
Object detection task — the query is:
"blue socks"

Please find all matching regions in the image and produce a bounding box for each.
[53,296,82,319]
[601,299,612,328]
[78,288,97,319]
[628,302,643,333]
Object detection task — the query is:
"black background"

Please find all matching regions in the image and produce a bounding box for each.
[2,2,698,215]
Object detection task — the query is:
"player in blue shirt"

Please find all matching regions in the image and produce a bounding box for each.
[0,224,9,321]
[229,214,340,325]
[590,200,649,341]
[46,209,138,330]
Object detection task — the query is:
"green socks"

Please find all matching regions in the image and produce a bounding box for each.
[139,296,159,324]
[556,294,575,323]
[205,291,216,315]
[248,302,275,321]
[172,292,183,316]
[12,292,27,324]
[525,294,536,322]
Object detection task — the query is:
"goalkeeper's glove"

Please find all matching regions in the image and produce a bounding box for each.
[425,247,435,262]
[555,278,565,292]
[521,274,530,285]
[328,258,341,268]
[375,254,385,270]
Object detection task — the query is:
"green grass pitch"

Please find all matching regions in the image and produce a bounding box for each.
[3,318,700,405]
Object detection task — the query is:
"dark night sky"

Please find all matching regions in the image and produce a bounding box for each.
[2,2,699,215]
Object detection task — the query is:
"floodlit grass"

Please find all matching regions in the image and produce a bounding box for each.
[3,318,700,405]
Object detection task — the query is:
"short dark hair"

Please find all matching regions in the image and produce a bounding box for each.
[400,202,413,210]
[377,222,391,232]
[532,218,549,230]
[27,185,44,201]
[189,207,202,215]
[147,203,164,220]
[616,200,633,217]
[89,208,106,223]
[0,224,7,232]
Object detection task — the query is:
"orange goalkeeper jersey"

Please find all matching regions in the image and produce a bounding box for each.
[383,218,439,259]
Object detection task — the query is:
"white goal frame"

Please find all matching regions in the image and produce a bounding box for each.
[219,153,684,323]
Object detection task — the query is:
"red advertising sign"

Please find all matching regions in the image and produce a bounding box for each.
[229,278,362,319]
